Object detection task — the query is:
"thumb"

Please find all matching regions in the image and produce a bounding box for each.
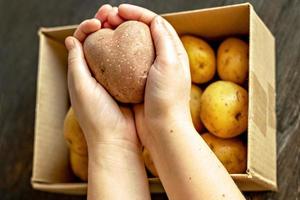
[65,36,93,94]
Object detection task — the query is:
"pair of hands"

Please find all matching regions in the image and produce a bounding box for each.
[65,4,192,157]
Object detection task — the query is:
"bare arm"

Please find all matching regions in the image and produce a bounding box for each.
[115,4,245,199]
[65,7,151,199]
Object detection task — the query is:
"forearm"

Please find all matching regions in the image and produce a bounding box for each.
[148,122,245,200]
[87,140,150,200]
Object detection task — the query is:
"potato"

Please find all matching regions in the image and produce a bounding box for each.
[64,107,88,181]
[142,147,158,177]
[70,150,88,181]
[217,38,249,84]
[181,35,216,84]
[64,107,87,156]
[84,21,155,103]
[200,81,248,138]
[202,133,247,174]
[190,84,204,132]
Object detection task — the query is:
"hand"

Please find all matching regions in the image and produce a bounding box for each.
[96,4,193,149]
[65,5,151,200]
[103,5,244,200]
[65,8,139,153]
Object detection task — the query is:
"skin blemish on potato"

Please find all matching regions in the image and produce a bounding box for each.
[224,57,230,66]
[222,194,225,198]
[67,139,72,145]
[236,91,240,102]
[170,129,174,133]
[235,112,242,121]
[199,62,205,69]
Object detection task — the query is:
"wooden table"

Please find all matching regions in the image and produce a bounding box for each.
[0,0,299,199]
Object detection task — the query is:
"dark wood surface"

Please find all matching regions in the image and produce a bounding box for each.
[0,0,299,199]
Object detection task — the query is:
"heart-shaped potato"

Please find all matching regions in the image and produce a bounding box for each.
[83,21,155,103]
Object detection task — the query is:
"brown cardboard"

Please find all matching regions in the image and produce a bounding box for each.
[32,3,277,194]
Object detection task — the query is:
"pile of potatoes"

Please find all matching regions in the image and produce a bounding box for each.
[144,36,249,176]
[64,35,249,181]
[184,35,248,174]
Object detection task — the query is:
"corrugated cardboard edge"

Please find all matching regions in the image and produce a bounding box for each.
[32,29,72,184]
[38,25,77,44]
[162,2,250,17]
[247,4,277,191]
[32,182,87,195]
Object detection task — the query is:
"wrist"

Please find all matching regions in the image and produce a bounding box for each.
[88,138,142,169]
[145,112,196,150]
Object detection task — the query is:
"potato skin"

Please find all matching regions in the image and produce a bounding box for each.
[217,38,249,84]
[70,150,88,181]
[142,147,158,177]
[181,35,216,84]
[84,21,155,103]
[190,84,204,133]
[64,107,87,156]
[64,107,88,181]
[202,133,247,174]
[200,81,248,138]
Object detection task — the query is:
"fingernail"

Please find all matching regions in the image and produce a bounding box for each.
[92,18,101,24]
[65,36,76,51]
[155,16,163,25]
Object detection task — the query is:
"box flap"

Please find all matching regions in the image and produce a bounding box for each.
[39,25,77,44]
[32,182,87,195]
[32,31,72,183]
[162,3,250,39]
[247,5,277,190]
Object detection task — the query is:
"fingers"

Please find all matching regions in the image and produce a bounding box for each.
[74,19,101,42]
[150,16,179,66]
[65,36,92,93]
[103,21,113,29]
[118,4,157,25]
[95,5,124,28]
[107,7,124,27]
[95,4,113,22]
[151,16,189,74]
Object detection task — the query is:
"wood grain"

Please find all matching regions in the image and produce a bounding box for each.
[0,0,299,199]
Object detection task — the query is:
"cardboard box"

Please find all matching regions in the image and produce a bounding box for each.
[32,3,277,194]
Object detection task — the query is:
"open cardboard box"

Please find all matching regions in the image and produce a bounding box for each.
[32,3,277,194]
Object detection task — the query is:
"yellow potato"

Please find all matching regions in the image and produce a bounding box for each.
[217,38,249,84]
[70,150,88,181]
[200,81,248,138]
[64,107,87,156]
[190,84,204,133]
[142,147,158,177]
[181,35,216,84]
[202,133,247,174]
[64,107,88,181]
